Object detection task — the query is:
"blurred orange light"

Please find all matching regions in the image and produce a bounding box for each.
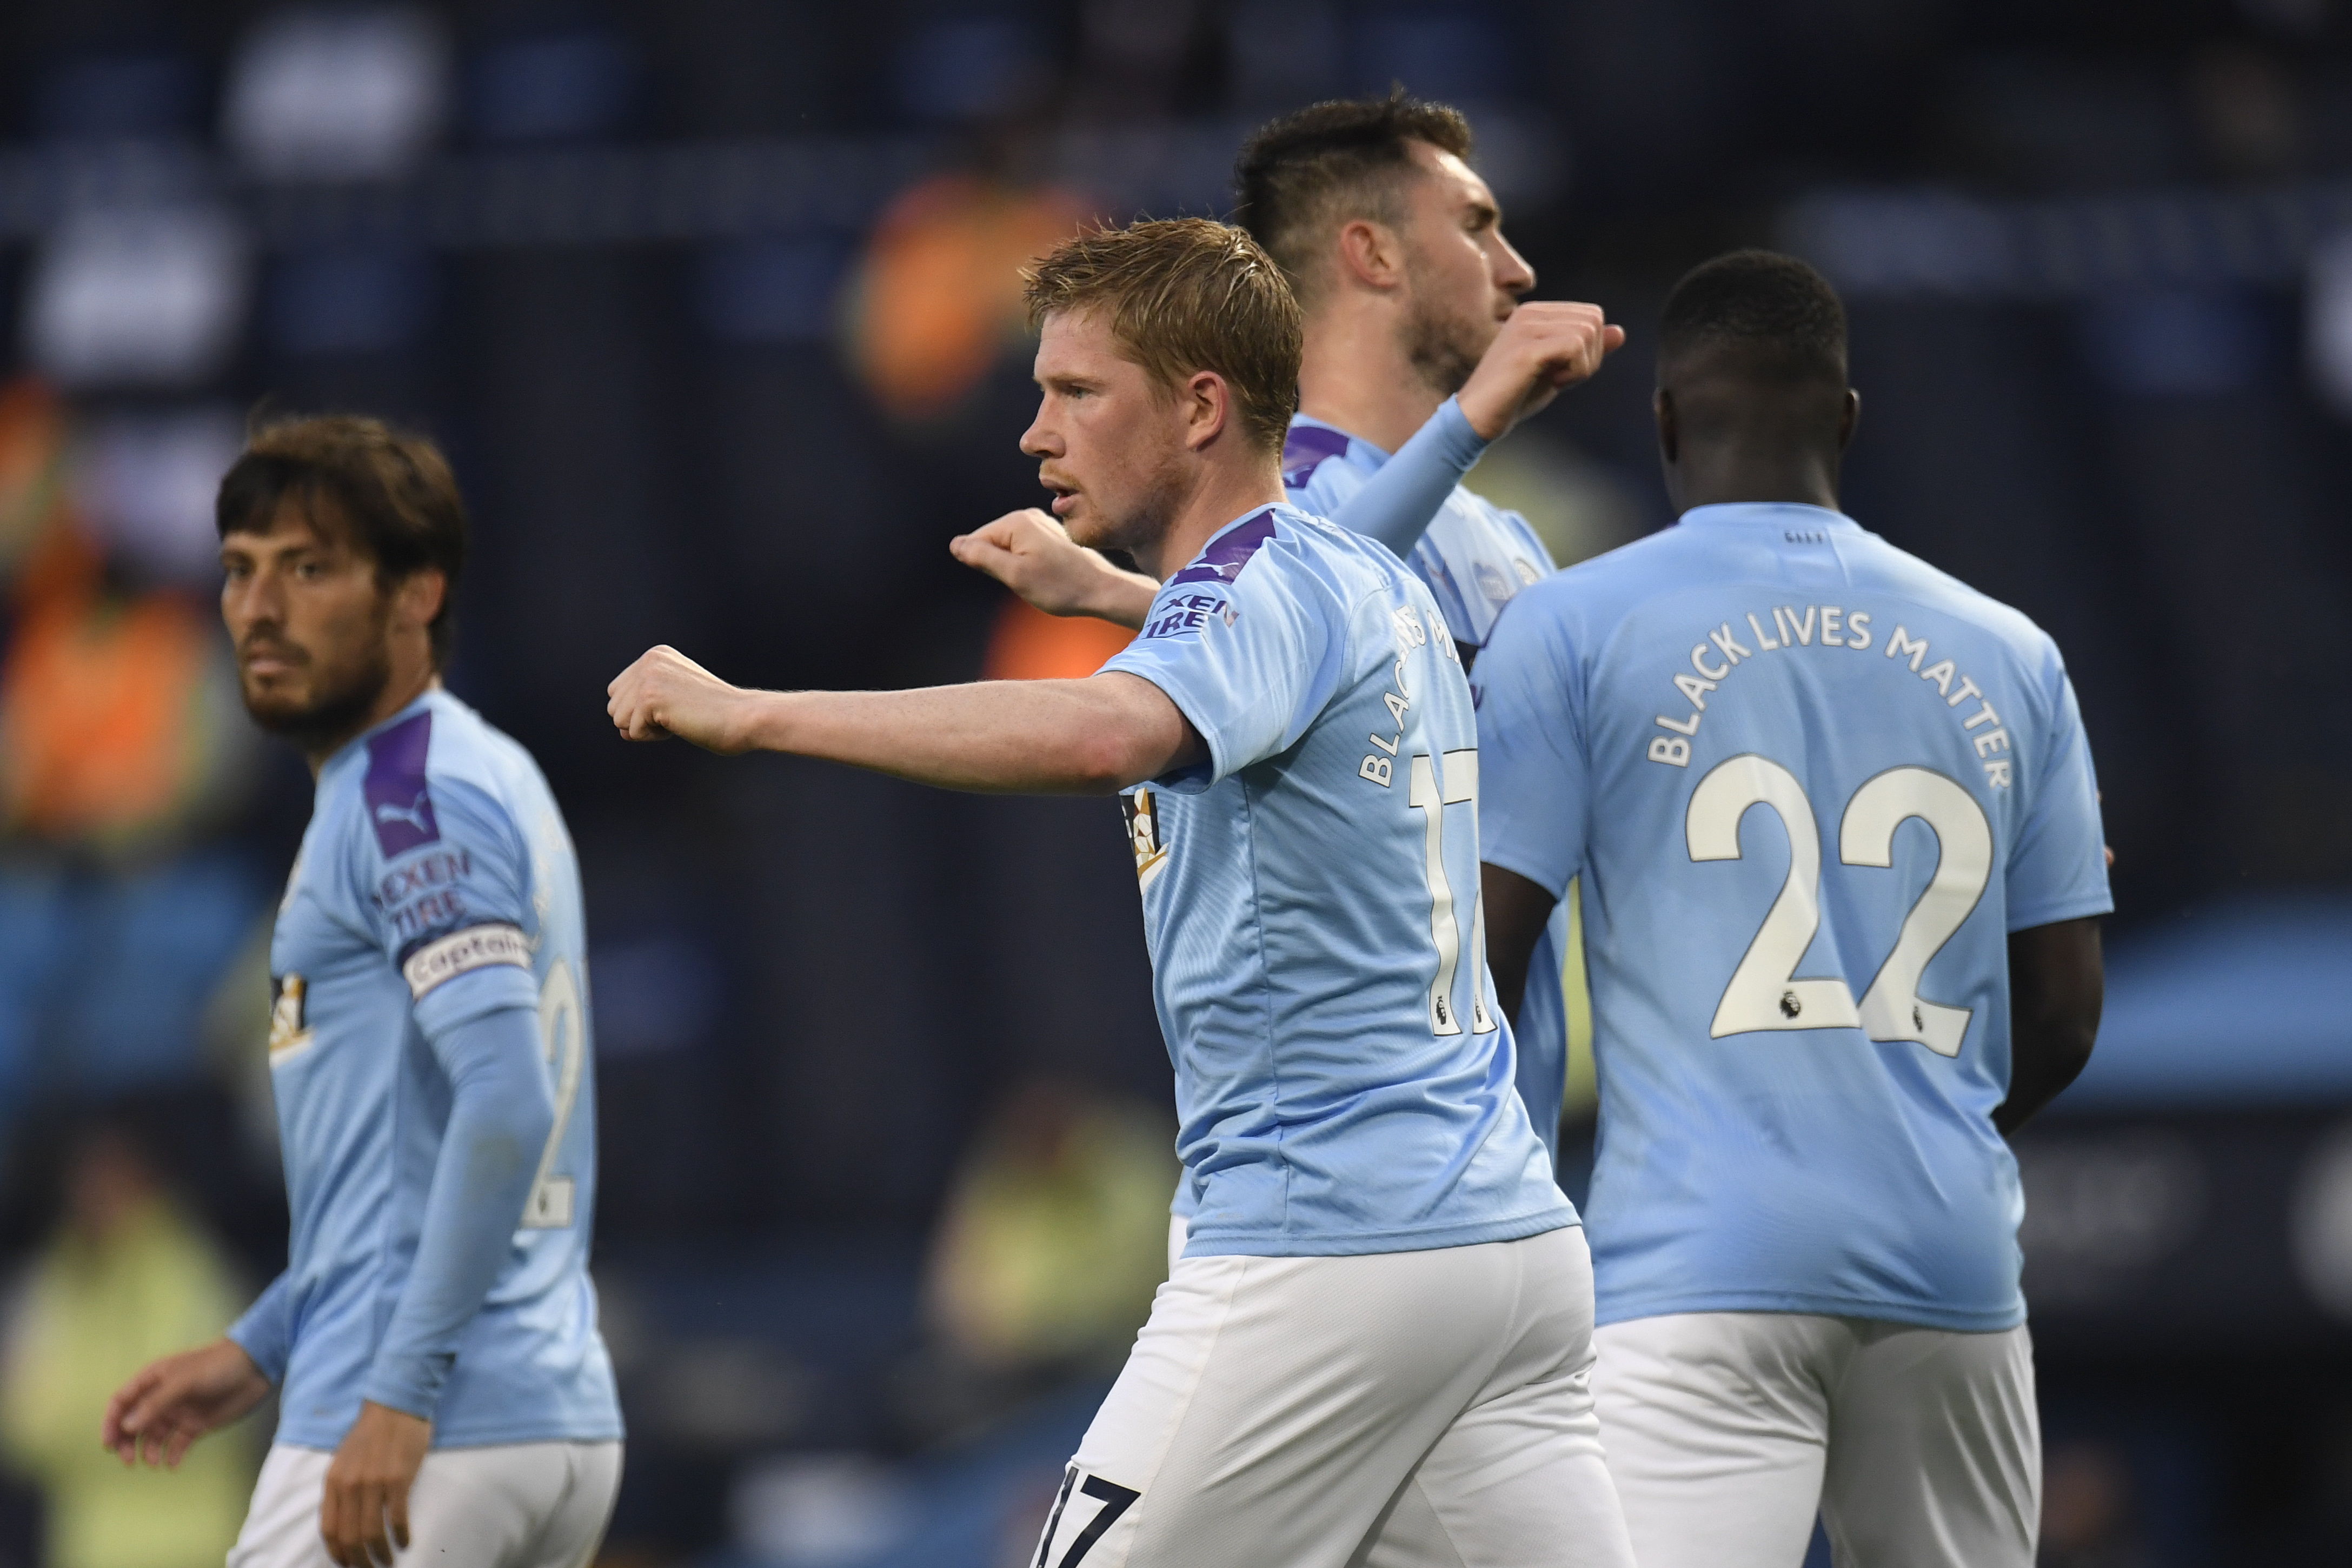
[982,595,1133,682]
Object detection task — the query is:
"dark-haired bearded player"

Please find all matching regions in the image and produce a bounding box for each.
[105,417,621,1568]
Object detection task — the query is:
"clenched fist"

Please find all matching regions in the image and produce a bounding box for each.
[607,645,759,753]
[1457,302,1626,442]
[949,509,1155,629]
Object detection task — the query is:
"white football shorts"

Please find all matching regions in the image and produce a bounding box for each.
[1035,1224,1636,1568]
[228,1439,622,1568]
[1593,1312,2037,1568]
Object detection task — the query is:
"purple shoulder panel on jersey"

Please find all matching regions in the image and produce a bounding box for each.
[1167,509,1279,587]
[364,711,441,858]
[1280,424,1350,490]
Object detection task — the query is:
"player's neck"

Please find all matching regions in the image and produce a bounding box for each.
[303,665,443,777]
[1297,301,1444,455]
[1137,460,1287,582]
[1669,453,1843,516]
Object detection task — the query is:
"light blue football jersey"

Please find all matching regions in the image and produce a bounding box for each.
[1283,408,1574,1168]
[1282,411,1554,653]
[1474,502,2111,1331]
[1102,503,1571,1259]
[229,690,621,1448]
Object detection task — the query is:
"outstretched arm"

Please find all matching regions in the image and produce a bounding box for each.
[1996,916,2103,1135]
[950,509,1157,630]
[609,647,1201,793]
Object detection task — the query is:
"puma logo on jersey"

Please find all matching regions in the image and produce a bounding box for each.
[1780,990,1802,1020]
[363,711,442,854]
[374,794,433,835]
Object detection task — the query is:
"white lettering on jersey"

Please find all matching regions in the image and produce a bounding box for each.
[1362,605,1453,787]
[1645,607,2011,788]
[402,922,533,1000]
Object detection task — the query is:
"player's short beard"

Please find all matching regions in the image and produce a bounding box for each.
[1399,269,1489,401]
[239,615,395,754]
[1076,447,1192,573]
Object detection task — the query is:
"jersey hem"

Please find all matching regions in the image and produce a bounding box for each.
[2004,892,2114,933]
[1478,844,1573,903]
[1182,1202,1578,1259]
[1594,1289,2025,1334]
[271,1417,627,1451]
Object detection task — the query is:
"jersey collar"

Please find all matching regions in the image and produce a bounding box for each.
[316,688,447,787]
[1290,414,1390,466]
[1676,501,1861,532]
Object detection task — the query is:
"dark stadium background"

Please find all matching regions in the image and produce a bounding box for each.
[0,1,2346,1563]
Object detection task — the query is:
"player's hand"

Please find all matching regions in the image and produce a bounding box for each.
[321,1401,431,1568]
[102,1338,271,1470]
[1456,302,1626,442]
[949,509,1155,630]
[607,645,757,753]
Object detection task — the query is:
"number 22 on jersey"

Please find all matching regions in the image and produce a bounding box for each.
[522,958,586,1227]
[1687,756,1992,1056]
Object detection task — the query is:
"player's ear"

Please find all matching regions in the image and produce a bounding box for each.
[393,567,448,634]
[1335,218,1403,291]
[1838,388,1861,451]
[1653,387,1679,465]
[1182,369,1230,453]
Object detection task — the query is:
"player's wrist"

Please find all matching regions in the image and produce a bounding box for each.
[1078,567,1154,629]
[221,1324,285,1386]
[217,1337,270,1385]
[1451,368,1519,442]
[731,688,800,754]
[356,1366,441,1425]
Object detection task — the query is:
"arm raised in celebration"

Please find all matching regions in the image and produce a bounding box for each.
[608,646,1201,794]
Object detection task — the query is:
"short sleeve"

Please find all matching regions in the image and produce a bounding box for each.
[1471,596,1592,898]
[2004,658,2113,931]
[348,772,540,1033]
[1101,527,1344,792]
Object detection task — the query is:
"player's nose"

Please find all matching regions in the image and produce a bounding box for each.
[1496,234,1536,296]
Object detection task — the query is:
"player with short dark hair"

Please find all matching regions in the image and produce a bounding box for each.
[953,94,1621,1185]
[1232,92,1478,309]
[104,416,623,1568]
[609,217,1635,1568]
[1473,250,2109,1568]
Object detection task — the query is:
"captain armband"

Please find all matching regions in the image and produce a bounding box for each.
[402,923,532,1000]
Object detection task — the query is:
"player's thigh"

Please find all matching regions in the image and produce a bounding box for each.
[1820,1322,2037,1568]
[224,1439,614,1568]
[1037,1245,1516,1568]
[1363,1230,1635,1568]
[405,1442,610,1565]
[1592,1312,1838,1568]
[228,1446,335,1568]
[514,1443,624,1568]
